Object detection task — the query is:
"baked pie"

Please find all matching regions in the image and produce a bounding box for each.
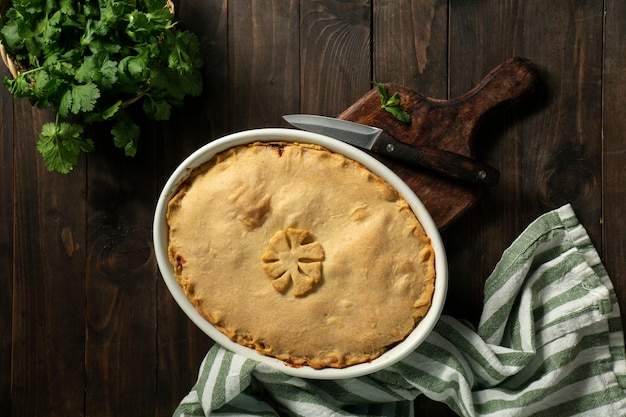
[166,141,435,369]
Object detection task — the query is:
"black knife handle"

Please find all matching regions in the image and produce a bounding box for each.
[371,132,500,186]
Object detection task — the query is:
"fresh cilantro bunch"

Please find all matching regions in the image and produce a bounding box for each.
[372,81,411,123]
[0,0,203,173]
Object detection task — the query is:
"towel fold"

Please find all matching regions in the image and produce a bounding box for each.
[174,204,626,416]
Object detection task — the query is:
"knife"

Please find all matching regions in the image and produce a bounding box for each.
[283,114,499,186]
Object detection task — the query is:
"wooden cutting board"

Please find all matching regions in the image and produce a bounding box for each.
[337,57,539,229]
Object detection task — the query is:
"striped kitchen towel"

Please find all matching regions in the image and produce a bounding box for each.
[174,204,626,416]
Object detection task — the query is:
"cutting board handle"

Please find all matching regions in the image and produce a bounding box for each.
[454,57,539,118]
[337,57,540,227]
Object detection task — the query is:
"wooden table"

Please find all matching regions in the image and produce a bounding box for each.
[2,1,625,415]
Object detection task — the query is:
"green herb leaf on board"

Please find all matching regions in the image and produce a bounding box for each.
[372,81,411,123]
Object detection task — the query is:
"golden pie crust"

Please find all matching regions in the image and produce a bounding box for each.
[166,141,435,369]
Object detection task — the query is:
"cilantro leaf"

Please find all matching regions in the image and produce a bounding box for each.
[374,80,389,105]
[4,72,32,97]
[101,100,122,120]
[372,81,412,123]
[59,0,76,16]
[384,104,412,123]
[75,54,118,88]
[58,86,72,117]
[37,121,94,173]
[74,57,98,83]
[143,96,172,121]
[111,113,140,157]
[70,82,100,114]
[118,48,150,81]
[1,6,37,56]
[80,18,108,47]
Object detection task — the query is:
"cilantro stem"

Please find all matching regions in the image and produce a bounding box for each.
[16,66,43,77]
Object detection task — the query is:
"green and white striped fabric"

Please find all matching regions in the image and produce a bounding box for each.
[174,204,626,416]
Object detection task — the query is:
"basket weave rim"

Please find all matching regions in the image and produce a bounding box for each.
[0,42,17,78]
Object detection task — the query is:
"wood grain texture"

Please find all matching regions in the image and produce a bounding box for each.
[0,65,13,415]
[300,0,372,116]
[519,1,603,235]
[12,102,86,416]
[602,0,626,335]
[3,0,626,416]
[85,120,158,416]
[229,0,300,129]
[372,0,448,96]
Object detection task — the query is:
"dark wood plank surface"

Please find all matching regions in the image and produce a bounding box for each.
[2,0,625,415]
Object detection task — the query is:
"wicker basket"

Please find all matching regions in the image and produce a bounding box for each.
[0,42,20,79]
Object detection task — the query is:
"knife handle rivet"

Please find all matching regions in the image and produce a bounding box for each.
[477,170,487,180]
[386,143,395,152]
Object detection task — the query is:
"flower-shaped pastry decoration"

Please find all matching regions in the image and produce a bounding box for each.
[261,228,325,296]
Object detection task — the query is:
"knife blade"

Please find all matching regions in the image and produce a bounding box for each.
[283,114,499,186]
